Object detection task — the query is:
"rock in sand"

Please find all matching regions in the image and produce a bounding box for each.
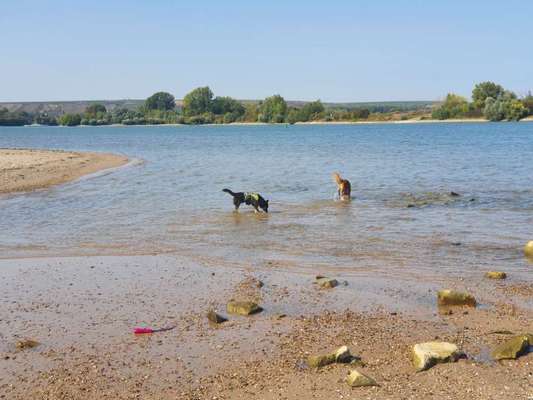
[412,342,464,371]
[307,353,336,368]
[346,369,378,387]
[226,301,262,316]
[316,276,339,289]
[524,241,533,258]
[437,289,476,307]
[207,310,228,324]
[16,339,40,350]
[308,346,354,368]
[485,271,507,280]
[491,335,531,360]
[334,345,352,363]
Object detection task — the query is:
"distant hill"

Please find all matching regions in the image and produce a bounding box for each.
[0,99,435,116]
[229,99,434,111]
[0,99,145,117]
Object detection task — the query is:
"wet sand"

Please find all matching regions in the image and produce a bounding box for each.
[1,254,531,399]
[0,149,128,194]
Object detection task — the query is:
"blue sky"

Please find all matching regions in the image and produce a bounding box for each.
[1,0,532,102]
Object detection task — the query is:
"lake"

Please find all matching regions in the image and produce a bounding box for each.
[1,123,532,283]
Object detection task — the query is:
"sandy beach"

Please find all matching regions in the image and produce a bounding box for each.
[0,142,531,399]
[1,253,531,400]
[0,149,128,194]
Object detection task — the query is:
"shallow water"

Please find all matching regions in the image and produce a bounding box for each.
[0,123,532,282]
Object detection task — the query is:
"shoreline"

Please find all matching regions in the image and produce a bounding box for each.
[10,117,533,128]
[1,254,531,399]
[0,148,128,194]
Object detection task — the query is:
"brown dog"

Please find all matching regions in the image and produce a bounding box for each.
[332,172,351,200]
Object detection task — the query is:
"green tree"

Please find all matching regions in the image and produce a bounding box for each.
[352,108,370,120]
[432,93,469,119]
[299,100,325,121]
[58,113,82,126]
[483,91,525,121]
[211,96,245,116]
[144,92,176,111]
[522,91,533,115]
[506,99,528,121]
[287,109,302,124]
[472,82,505,110]
[34,113,58,125]
[85,103,107,116]
[258,95,287,123]
[0,108,32,126]
[182,86,214,116]
[242,103,259,122]
[483,97,504,121]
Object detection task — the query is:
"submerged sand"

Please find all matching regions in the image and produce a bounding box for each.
[0,148,128,194]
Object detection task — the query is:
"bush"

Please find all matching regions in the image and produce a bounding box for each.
[299,100,325,121]
[242,103,259,122]
[58,113,82,126]
[483,91,527,121]
[34,113,58,125]
[223,112,240,124]
[472,82,505,110]
[258,95,287,123]
[85,103,107,116]
[0,108,32,126]
[506,100,528,121]
[522,93,533,115]
[185,112,215,125]
[431,93,469,120]
[212,96,245,117]
[353,108,370,119]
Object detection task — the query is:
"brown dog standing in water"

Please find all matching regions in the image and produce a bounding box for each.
[332,172,351,200]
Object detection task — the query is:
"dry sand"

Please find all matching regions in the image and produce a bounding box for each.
[1,254,531,400]
[0,148,128,194]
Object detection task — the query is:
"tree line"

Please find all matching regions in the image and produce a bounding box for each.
[1,82,532,126]
[432,82,533,121]
[0,88,419,126]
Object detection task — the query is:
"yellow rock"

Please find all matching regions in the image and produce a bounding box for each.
[316,277,339,288]
[524,241,533,258]
[226,301,262,316]
[412,342,464,371]
[491,335,530,360]
[437,289,476,307]
[16,339,40,350]
[308,345,354,368]
[207,310,227,324]
[346,369,378,387]
[307,353,336,368]
[334,345,352,363]
[485,271,507,280]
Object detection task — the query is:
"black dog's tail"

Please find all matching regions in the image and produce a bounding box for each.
[222,188,236,197]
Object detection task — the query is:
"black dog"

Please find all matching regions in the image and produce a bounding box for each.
[222,189,269,213]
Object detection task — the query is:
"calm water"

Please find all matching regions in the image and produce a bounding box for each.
[1,123,532,281]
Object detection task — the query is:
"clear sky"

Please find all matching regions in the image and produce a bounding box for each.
[1,0,532,102]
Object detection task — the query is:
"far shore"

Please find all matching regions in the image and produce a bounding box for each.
[0,148,128,194]
[12,116,533,128]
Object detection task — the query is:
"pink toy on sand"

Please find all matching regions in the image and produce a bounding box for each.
[133,326,175,334]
